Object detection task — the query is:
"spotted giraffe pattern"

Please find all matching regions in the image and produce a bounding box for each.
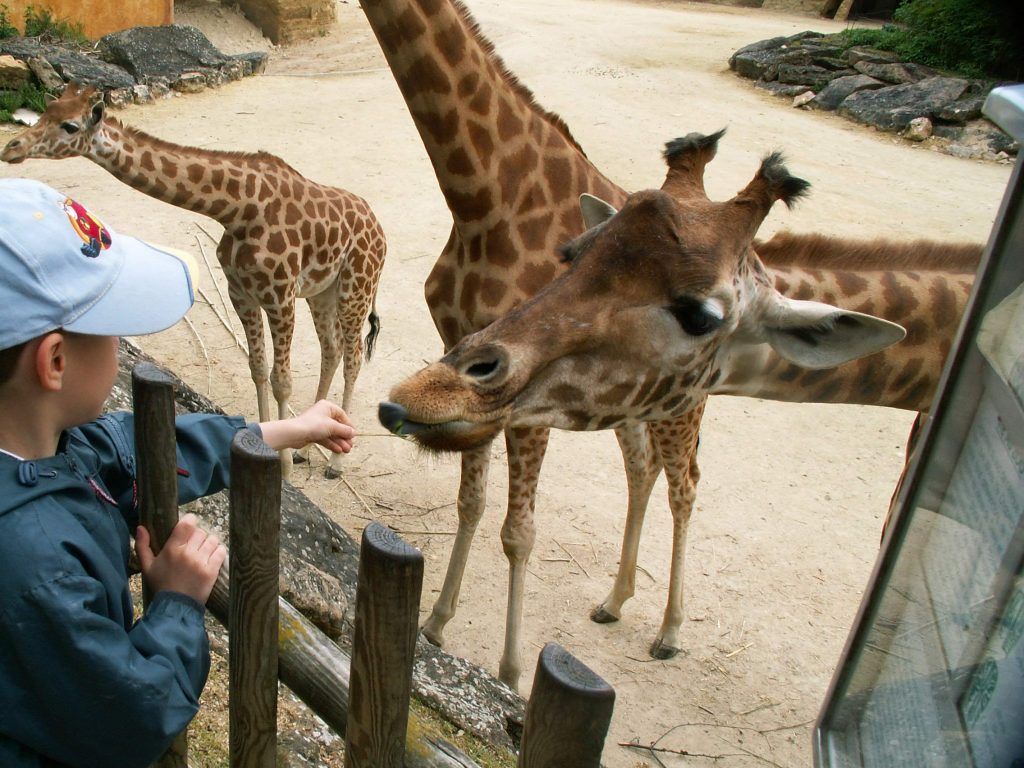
[381,131,983,661]
[361,0,672,688]
[3,85,386,474]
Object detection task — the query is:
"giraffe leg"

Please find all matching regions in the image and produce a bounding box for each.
[498,426,550,689]
[324,295,371,478]
[263,294,297,478]
[227,280,271,423]
[303,286,344,470]
[422,445,492,648]
[592,422,662,623]
[647,407,704,660]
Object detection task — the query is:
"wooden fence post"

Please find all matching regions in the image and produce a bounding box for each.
[517,643,615,768]
[229,428,282,767]
[132,363,189,768]
[345,522,424,768]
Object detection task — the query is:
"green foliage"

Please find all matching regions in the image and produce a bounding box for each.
[837,0,1023,81]
[893,0,1022,80]
[23,4,88,43]
[0,84,50,123]
[0,4,18,39]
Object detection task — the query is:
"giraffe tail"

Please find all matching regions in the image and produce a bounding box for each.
[364,305,380,361]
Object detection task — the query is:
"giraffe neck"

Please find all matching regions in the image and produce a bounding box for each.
[360,0,620,227]
[716,263,975,411]
[87,119,270,226]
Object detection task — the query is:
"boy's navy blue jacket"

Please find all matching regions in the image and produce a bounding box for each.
[0,411,248,768]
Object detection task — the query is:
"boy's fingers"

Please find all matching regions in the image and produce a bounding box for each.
[135,526,154,570]
[210,544,228,570]
[170,514,199,545]
[198,533,221,558]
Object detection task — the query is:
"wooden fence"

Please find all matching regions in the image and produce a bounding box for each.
[131,362,616,767]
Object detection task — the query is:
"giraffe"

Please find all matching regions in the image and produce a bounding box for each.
[2,84,386,476]
[357,0,653,686]
[379,129,983,659]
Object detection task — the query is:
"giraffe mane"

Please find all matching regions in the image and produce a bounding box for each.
[116,121,298,172]
[755,231,983,273]
[452,0,587,158]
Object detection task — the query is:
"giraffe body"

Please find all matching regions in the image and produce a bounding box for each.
[380,130,982,660]
[2,85,386,475]
[360,0,636,686]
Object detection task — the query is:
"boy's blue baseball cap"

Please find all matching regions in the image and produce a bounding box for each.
[0,178,195,349]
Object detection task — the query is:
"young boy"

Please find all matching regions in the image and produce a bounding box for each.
[0,178,357,767]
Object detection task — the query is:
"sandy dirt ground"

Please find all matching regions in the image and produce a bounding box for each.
[1,0,1013,765]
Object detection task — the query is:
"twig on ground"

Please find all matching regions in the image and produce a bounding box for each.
[554,539,591,578]
[193,232,235,336]
[197,287,246,353]
[724,642,753,659]
[182,315,213,395]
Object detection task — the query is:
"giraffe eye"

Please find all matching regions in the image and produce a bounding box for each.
[60,122,80,134]
[668,297,723,337]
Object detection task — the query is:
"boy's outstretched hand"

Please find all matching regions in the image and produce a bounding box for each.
[258,400,355,454]
[136,513,227,605]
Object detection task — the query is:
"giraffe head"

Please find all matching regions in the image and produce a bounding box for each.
[379,131,906,451]
[1,83,108,164]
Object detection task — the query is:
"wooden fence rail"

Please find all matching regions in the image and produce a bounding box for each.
[131,362,617,767]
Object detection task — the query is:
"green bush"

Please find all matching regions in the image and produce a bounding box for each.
[838,0,1023,81]
[0,4,18,39]
[893,0,1023,80]
[0,84,51,123]
[23,4,87,43]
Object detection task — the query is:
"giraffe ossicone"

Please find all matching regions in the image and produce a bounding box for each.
[2,83,387,478]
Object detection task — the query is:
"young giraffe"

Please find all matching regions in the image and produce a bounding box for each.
[2,84,386,476]
[358,0,660,686]
[379,130,982,658]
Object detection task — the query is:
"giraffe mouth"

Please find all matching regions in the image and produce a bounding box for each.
[378,402,506,452]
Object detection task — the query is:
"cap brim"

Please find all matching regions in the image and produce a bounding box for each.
[63,236,195,337]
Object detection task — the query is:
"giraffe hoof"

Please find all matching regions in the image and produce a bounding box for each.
[649,639,682,660]
[323,466,341,480]
[590,605,620,624]
[291,453,309,465]
[421,627,445,648]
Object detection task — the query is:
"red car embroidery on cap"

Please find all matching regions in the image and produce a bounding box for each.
[63,198,112,258]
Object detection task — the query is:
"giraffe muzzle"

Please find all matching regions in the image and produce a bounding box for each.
[1,139,27,164]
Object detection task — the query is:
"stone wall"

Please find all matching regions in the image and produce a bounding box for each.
[235,0,336,44]
[2,0,172,40]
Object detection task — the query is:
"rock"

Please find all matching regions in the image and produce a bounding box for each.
[100,24,233,81]
[104,87,133,108]
[754,80,810,97]
[846,46,900,66]
[147,79,172,100]
[1,38,136,90]
[0,54,30,88]
[904,116,933,141]
[231,51,268,77]
[839,76,970,132]
[853,60,926,85]
[733,47,784,81]
[792,90,815,108]
[27,56,63,92]
[811,73,885,111]
[172,72,207,94]
[777,63,844,91]
[935,95,985,124]
[221,60,245,82]
[729,35,790,71]
[131,84,152,104]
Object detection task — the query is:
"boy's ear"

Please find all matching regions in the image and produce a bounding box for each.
[35,332,67,391]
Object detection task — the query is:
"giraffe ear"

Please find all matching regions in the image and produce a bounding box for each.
[44,93,57,105]
[579,194,617,230]
[762,298,906,369]
[87,100,105,128]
